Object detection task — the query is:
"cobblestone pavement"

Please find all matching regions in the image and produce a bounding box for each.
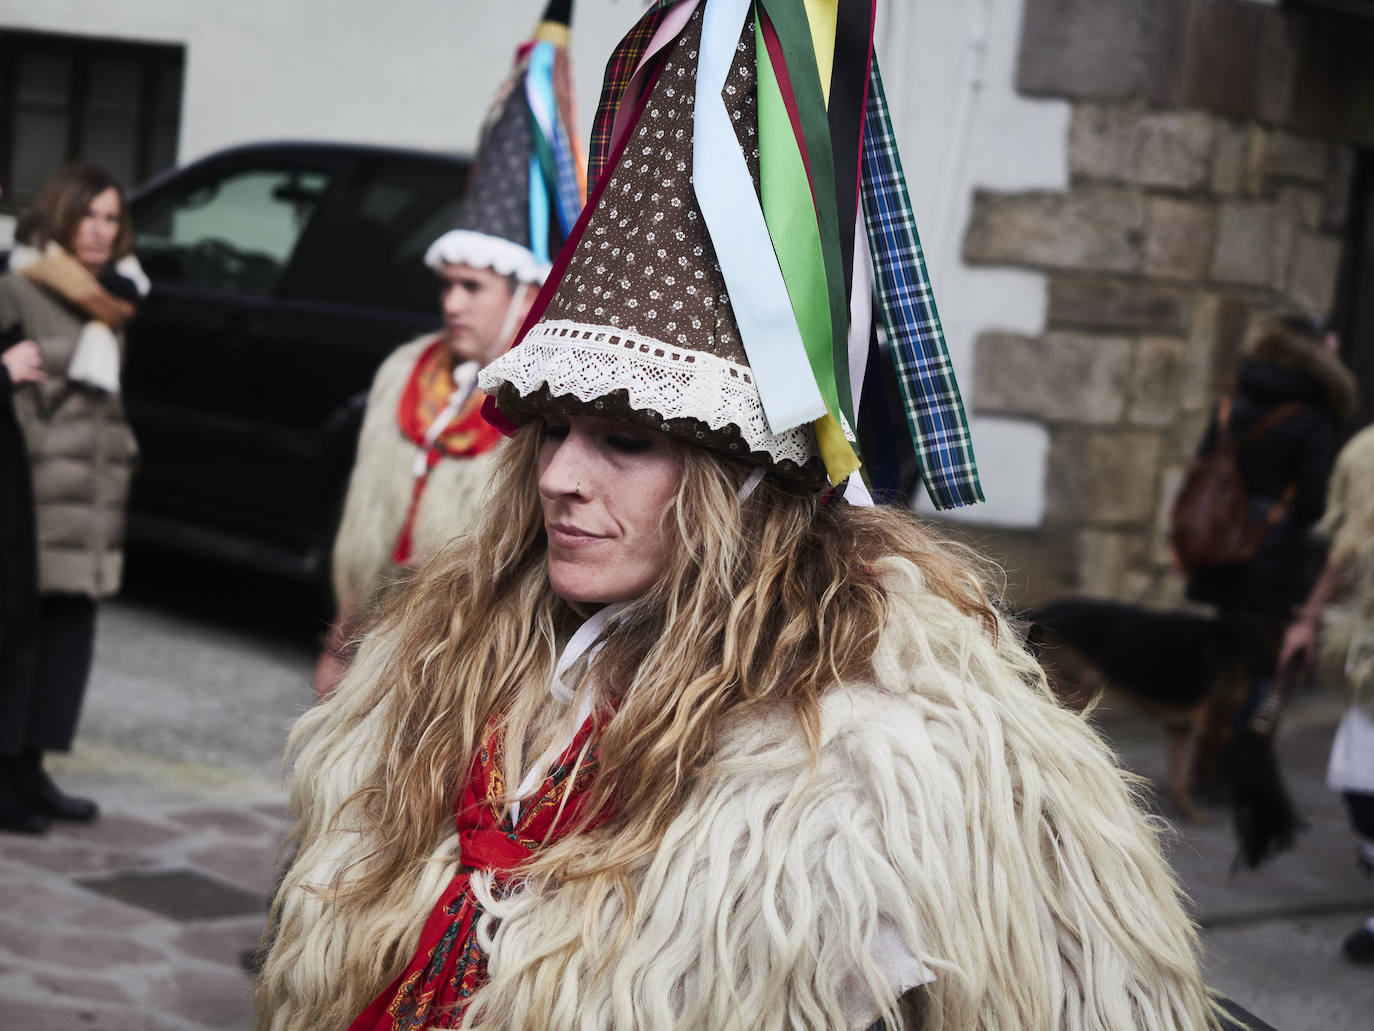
[0,746,285,1031]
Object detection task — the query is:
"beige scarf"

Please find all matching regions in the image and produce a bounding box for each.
[14,242,141,392]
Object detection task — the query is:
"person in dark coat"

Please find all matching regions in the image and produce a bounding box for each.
[0,334,45,833]
[1187,321,1356,616]
[1186,317,1357,865]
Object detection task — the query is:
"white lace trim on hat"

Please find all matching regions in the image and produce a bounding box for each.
[479,319,818,467]
[424,229,550,284]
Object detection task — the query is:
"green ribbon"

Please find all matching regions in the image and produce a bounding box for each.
[756,0,853,426]
[755,19,840,430]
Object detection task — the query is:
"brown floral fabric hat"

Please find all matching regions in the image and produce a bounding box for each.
[425,0,584,285]
[480,5,824,483]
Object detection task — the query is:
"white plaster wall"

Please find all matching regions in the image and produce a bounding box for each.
[876,0,1067,526]
[0,0,633,163]
[0,0,1065,525]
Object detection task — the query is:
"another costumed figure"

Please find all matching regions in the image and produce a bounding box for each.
[258,2,1242,1029]
[318,0,586,694]
[1281,424,1374,963]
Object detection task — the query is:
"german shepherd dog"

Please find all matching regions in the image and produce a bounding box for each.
[1025,598,1255,822]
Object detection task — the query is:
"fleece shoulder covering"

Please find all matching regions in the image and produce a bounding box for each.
[466,558,1216,1030]
[329,336,502,614]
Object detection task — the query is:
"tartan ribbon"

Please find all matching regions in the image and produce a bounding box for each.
[860,57,982,509]
[587,0,679,188]
[550,111,583,233]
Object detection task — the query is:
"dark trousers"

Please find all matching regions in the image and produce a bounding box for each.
[0,593,98,757]
[1345,791,1374,841]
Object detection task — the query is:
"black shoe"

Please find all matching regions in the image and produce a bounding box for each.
[12,755,98,823]
[0,765,50,834]
[29,777,99,822]
[0,804,49,835]
[1343,925,1374,963]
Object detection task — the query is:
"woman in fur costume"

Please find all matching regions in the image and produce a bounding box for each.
[1281,424,1374,962]
[256,3,1221,1028]
[258,424,1220,1031]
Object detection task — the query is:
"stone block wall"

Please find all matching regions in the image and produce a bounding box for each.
[958,0,1371,607]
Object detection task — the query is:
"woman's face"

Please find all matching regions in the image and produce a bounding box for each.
[71,186,122,274]
[538,415,682,606]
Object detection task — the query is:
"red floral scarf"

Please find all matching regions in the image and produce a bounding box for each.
[347,715,608,1030]
[391,338,504,564]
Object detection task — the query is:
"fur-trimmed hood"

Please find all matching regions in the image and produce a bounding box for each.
[1244,331,1357,420]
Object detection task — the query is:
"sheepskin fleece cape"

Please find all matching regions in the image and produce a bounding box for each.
[1317,424,1374,706]
[263,559,1213,1031]
[331,335,500,614]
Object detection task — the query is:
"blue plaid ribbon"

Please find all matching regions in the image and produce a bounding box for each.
[551,114,582,235]
[861,58,982,510]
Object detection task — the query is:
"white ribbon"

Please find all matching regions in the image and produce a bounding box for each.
[842,475,874,507]
[737,466,766,503]
[847,214,874,425]
[493,285,529,356]
[508,601,629,821]
[550,601,629,702]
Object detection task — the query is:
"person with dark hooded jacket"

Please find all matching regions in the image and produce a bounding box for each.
[1188,320,1356,615]
[1185,316,1357,865]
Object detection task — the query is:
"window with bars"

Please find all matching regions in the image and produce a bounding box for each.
[0,30,184,212]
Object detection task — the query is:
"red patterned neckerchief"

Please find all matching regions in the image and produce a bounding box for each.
[391,338,504,565]
[347,714,609,1031]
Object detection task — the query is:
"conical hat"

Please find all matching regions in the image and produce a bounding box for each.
[482,5,824,481]
[426,0,585,284]
[483,0,983,507]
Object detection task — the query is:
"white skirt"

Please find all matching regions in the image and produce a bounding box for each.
[1328,704,1374,795]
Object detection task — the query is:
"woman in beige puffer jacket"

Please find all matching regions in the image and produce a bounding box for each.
[0,162,144,832]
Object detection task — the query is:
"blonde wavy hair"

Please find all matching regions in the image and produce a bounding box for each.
[258,422,1000,1026]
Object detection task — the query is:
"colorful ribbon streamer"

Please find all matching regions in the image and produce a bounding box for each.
[694,0,828,435]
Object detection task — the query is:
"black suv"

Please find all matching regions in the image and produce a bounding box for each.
[123,141,470,584]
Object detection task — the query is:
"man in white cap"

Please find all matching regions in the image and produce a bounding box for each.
[315,0,583,694]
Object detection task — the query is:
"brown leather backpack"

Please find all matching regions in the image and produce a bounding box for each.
[1168,397,1303,570]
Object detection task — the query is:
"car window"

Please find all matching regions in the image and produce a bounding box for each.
[135,166,333,295]
[291,157,467,312]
